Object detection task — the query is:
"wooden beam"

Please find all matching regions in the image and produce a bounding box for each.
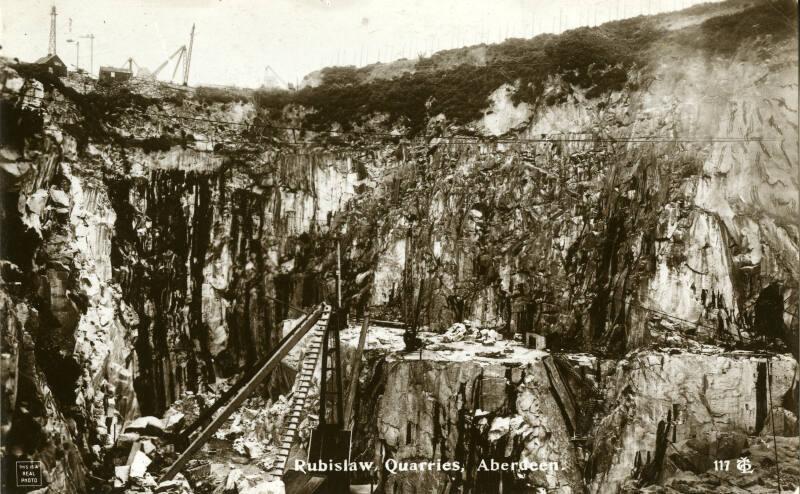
[543,357,578,436]
[160,305,327,482]
[344,313,369,428]
[360,318,404,329]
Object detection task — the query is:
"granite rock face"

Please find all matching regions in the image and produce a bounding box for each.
[589,351,798,493]
[0,66,362,491]
[338,329,799,493]
[342,37,799,356]
[373,356,582,492]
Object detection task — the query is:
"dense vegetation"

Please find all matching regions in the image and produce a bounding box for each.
[14,0,797,140]
[249,0,796,134]
[670,0,798,55]
[255,21,657,133]
[194,85,253,105]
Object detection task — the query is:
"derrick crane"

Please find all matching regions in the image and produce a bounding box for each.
[151,45,186,82]
[128,24,194,84]
[124,57,141,74]
[48,6,57,56]
[182,24,194,86]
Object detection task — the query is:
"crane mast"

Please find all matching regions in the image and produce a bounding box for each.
[48,7,57,56]
[126,23,194,84]
[151,45,186,79]
[183,24,195,86]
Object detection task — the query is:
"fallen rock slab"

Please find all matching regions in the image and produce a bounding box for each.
[242,479,285,494]
[126,416,166,436]
[129,450,152,479]
[155,473,193,494]
[114,465,130,487]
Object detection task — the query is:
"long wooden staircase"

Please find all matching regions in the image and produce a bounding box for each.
[267,316,327,479]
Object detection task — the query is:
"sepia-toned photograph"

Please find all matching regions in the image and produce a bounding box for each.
[0,0,798,492]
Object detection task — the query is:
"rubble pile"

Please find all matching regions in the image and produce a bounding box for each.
[102,381,298,493]
[440,320,503,345]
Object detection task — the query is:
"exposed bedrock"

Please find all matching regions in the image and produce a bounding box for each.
[356,40,799,356]
[105,152,360,416]
[0,66,362,490]
[341,328,584,493]
[339,330,799,493]
[589,351,799,493]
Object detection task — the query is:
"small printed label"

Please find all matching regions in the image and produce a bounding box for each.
[735,457,753,474]
[16,461,43,487]
[713,457,755,474]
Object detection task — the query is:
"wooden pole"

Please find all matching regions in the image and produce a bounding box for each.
[336,239,342,309]
[344,313,370,428]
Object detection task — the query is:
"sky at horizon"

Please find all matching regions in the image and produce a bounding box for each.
[1,0,716,89]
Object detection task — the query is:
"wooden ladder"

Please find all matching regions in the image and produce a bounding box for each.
[266,316,327,479]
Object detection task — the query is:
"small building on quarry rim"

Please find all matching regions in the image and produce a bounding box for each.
[33,54,67,77]
[99,66,133,83]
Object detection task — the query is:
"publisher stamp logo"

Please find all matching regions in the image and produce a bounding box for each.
[16,461,43,488]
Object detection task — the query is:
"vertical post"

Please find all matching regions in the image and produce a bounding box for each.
[80,34,95,75]
[184,24,195,86]
[344,313,370,427]
[49,7,57,56]
[333,312,344,427]
[319,323,329,424]
[336,239,342,309]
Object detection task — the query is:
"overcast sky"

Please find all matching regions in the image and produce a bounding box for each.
[1,0,713,88]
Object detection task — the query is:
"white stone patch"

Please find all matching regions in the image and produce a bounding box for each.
[479,84,532,136]
[372,237,407,305]
[645,211,736,330]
